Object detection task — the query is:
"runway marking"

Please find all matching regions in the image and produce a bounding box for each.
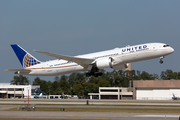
[68,115,109,120]
[134,115,180,118]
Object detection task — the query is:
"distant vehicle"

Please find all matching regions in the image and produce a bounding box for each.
[71,95,78,99]
[172,93,180,100]
[34,93,43,99]
[6,43,174,77]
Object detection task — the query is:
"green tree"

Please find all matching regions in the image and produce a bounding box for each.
[59,75,70,94]
[88,76,100,84]
[140,71,153,80]
[84,82,99,96]
[68,73,77,88]
[177,72,180,79]
[32,77,50,95]
[72,84,83,97]
[54,76,60,81]
[11,75,29,85]
[161,69,177,80]
[98,79,111,87]
[33,77,41,85]
[75,73,86,84]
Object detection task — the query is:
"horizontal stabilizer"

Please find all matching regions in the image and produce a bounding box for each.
[5,69,31,72]
[5,69,31,75]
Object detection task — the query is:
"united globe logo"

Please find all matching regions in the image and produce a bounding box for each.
[23,54,40,68]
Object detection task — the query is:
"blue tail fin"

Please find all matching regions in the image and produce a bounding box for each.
[11,44,41,68]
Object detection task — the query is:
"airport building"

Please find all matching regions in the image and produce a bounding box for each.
[1,79,180,100]
[88,87,133,100]
[0,83,40,98]
[89,80,180,100]
[133,80,180,100]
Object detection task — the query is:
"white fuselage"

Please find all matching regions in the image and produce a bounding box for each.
[22,43,174,76]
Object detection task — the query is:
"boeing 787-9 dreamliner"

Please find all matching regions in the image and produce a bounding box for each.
[6,43,174,77]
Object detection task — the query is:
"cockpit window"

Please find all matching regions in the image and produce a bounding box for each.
[163,45,170,47]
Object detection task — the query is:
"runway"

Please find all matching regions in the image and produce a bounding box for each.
[0,99,180,120]
[0,111,179,120]
[1,99,180,105]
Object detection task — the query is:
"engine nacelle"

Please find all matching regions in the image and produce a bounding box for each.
[95,57,113,69]
[113,63,129,70]
[95,57,128,70]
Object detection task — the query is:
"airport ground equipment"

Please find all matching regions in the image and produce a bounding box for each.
[21,104,36,111]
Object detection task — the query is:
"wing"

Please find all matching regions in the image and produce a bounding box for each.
[34,50,95,68]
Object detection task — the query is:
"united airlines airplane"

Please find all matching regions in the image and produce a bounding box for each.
[6,43,174,77]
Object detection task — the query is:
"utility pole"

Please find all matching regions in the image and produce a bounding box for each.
[48,86,51,99]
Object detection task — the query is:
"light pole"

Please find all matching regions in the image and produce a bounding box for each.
[28,87,29,106]
[48,86,51,99]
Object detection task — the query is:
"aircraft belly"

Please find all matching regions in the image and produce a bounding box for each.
[55,65,85,75]
[28,65,85,76]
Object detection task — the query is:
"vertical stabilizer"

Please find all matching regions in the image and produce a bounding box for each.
[11,44,41,68]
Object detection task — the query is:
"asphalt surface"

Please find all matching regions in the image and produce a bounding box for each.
[0,111,179,120]
[0,99,180,120]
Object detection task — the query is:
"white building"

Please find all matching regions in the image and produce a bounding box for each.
[88,87,133,100]
[133,80,180,100]
[0,83,40,98]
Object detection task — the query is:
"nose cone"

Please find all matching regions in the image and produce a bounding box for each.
[162,47,174,56]
[169,47,174,53]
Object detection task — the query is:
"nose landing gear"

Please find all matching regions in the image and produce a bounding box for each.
[159,56,164,64]
[159,59,163,64]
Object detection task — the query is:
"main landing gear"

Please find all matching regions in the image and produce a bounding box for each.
[86,72,102,77]
[159,56,164,64]
[86,66,102,77]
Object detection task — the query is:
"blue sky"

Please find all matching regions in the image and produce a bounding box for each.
[1,0,180,83]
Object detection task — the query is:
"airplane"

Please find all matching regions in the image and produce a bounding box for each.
[6,43,174,77]
[34,93,43,99]
[172,93,180,100]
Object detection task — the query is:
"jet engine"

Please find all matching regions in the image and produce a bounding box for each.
[95,57,113,69]
[88,57,128,77]
[95,57,127,70]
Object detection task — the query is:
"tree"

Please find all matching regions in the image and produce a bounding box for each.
[140,71,153,80]
[54,76,60,81]
[68,73,77,88]
[51,80,60,95]
[32,77,50,94]
[84,82,99,96]
[11,75,29,85]
[152,73,159,80]
[59,75,70,94]
[88,76,100,84]
[98,79,111,87]
[72,84,83,97]
[75,73,86,84]
[33,77,42,85]
[161,69,178,80]
[24,69,180,96]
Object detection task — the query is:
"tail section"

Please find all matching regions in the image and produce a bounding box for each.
[11,44,41,68]
[39,93,43,97]
[173,93,175,97]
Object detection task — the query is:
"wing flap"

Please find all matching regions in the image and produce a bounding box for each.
[34,50,95,67]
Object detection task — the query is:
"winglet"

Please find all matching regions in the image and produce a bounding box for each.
[11,44,41,68]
